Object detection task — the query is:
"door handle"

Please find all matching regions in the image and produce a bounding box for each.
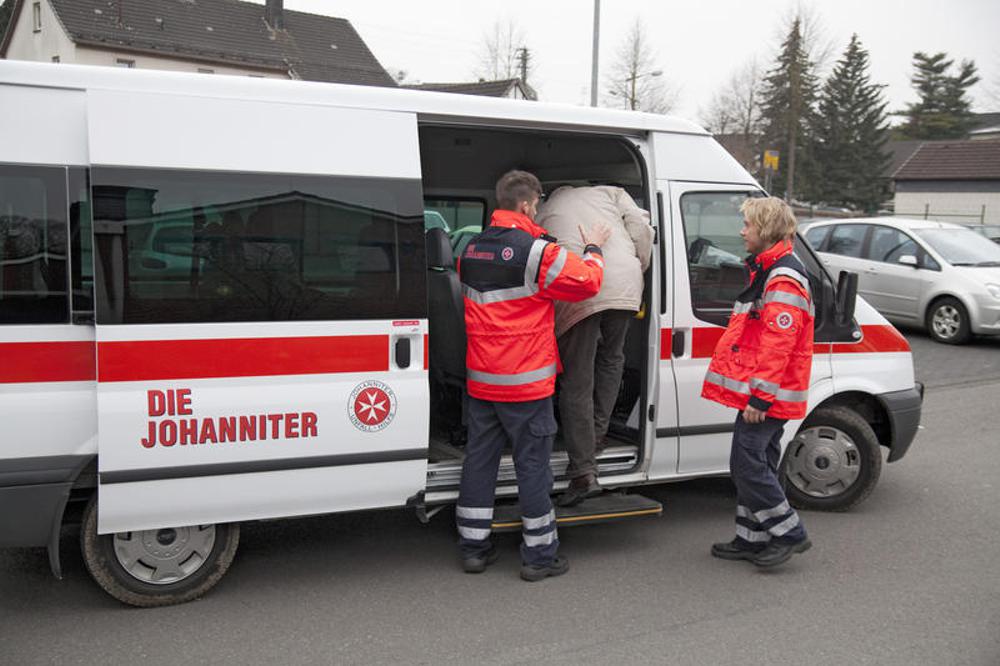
[394,337,411,369]
[671,329,686,358]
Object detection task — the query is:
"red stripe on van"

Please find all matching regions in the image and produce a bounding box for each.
[0,341,96,383]
[659,327,672,359]
[97,335,389,382]
[831,324,910,353]
[692,327,725,358]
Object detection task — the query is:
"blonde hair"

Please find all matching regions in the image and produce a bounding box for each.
[740,197,797,245]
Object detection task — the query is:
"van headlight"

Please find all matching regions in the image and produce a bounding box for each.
[986,283,1000,299]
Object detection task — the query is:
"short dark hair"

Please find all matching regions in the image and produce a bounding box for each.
[495,170,542,211]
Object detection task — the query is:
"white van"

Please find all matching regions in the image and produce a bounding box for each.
[0,62,922,606]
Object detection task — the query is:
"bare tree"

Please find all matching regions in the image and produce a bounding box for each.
[700,58,764,136]
[604,19,676,113]
[476,17,532,82]
[700,59,765,172]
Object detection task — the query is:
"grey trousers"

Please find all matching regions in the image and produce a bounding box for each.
[556,309,632,480]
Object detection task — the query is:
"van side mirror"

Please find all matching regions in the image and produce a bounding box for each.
[897,255,918,268]
[835,270,858,327]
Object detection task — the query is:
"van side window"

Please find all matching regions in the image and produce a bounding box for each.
[92,168,426,324]
[825,224,869,258]
[68,168,94,314]
[680,192,750,326]
[868,226,918,264]
[803,225,830,249]
[0,165,69,324]
[423,198,486,259]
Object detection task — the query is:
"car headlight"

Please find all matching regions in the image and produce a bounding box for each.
[986,283,1000,300]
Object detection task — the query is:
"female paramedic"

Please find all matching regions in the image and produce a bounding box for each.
[702,196,813,568]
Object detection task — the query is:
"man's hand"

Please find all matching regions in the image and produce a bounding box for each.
[742,405,766,424]
[579,222,611,248]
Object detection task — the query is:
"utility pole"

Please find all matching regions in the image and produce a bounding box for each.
[590,0,600,106]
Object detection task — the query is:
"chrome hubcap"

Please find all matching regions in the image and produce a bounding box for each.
[932,305,961,339]
[785,426,861,498]
[113,525,216,585]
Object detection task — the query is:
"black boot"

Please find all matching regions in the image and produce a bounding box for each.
[752,539,812,568]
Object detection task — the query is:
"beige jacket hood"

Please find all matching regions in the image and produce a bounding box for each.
[536,186,654,337]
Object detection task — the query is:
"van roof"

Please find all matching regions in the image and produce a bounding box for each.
[0,60,710,137]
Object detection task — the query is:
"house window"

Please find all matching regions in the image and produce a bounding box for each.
[32,2,42,32]
[51,55,60,63]
[116,58,136,68]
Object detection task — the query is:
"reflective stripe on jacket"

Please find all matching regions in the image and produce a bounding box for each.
[701,240,814,419]
[460,210,604,402]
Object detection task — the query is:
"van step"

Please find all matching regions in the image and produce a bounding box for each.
[490,493,662,533]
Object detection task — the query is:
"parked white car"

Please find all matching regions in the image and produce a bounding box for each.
[802,217,1000,344]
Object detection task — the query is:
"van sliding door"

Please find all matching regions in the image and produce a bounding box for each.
[89,91,429,533]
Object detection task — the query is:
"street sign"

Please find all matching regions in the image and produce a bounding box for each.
[763,150,780,171]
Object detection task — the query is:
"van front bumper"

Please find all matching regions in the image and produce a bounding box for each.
[876,384,923,463]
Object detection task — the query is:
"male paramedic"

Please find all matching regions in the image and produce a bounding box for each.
[534,185,654,507]
[456,170,610,581]
[702,196,813,568]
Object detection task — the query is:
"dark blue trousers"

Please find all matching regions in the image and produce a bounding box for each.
[730,413,808,548]
[457,396,559,566]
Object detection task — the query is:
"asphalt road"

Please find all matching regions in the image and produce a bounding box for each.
[2,329,999,665]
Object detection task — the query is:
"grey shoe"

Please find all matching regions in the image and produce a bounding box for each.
[557,476,601,507]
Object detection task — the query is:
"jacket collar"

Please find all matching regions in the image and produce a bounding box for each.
[490,209,549,238]
[749,239,794,272]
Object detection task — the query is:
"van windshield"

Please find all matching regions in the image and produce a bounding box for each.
[914,228,1000,266]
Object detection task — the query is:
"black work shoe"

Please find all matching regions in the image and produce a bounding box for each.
[752,539,812,568]
[520,556,570,582]
[557,476,601,507]
[462,546,499,574]
[710,539,761,561]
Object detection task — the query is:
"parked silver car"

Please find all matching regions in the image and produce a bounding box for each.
[802,217,1000,344]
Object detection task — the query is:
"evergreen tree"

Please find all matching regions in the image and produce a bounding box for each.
[0,0,14,46]
[759,18,819,201]
[812,35,891,212]
[898,52,980,139]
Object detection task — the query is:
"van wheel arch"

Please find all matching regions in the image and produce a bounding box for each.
[79,496,240,607]
[782,400,884,512]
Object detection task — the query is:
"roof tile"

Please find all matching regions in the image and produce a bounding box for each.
[892,139,1000,181]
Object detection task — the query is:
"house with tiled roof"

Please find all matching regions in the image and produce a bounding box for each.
[892,138,1000,225]
[405,78,537,101]
[0,0,395,86]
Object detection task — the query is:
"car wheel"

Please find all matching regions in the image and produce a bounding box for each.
[926,296,972,344]
[782,406,882,512]
[80,496,240,607]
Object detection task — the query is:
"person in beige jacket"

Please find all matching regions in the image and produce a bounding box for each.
[535,185,655,506]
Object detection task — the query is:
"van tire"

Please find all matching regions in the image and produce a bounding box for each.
[80,496,239,607]
[782,406,882,512]
[926,296,972,344]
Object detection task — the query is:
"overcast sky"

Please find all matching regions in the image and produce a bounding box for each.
[266,0,998,125]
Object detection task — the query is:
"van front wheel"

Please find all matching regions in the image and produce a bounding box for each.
[80,496,239,607]
[782,406,882,512]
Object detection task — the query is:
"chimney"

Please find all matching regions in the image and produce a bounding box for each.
[265,0,284,30]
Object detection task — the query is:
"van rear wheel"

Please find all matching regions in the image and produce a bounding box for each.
[782,406,882,512]
[80,496,239,607]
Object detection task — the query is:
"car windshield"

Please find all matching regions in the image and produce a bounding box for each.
[914,228,1000,266]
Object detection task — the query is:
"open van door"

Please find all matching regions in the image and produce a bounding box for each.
[88,90,430,533]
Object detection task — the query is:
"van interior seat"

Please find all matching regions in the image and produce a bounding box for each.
[425,227,466,386]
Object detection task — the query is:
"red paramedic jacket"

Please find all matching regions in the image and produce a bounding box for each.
[459,209,605,402]
[701,240,814,420]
